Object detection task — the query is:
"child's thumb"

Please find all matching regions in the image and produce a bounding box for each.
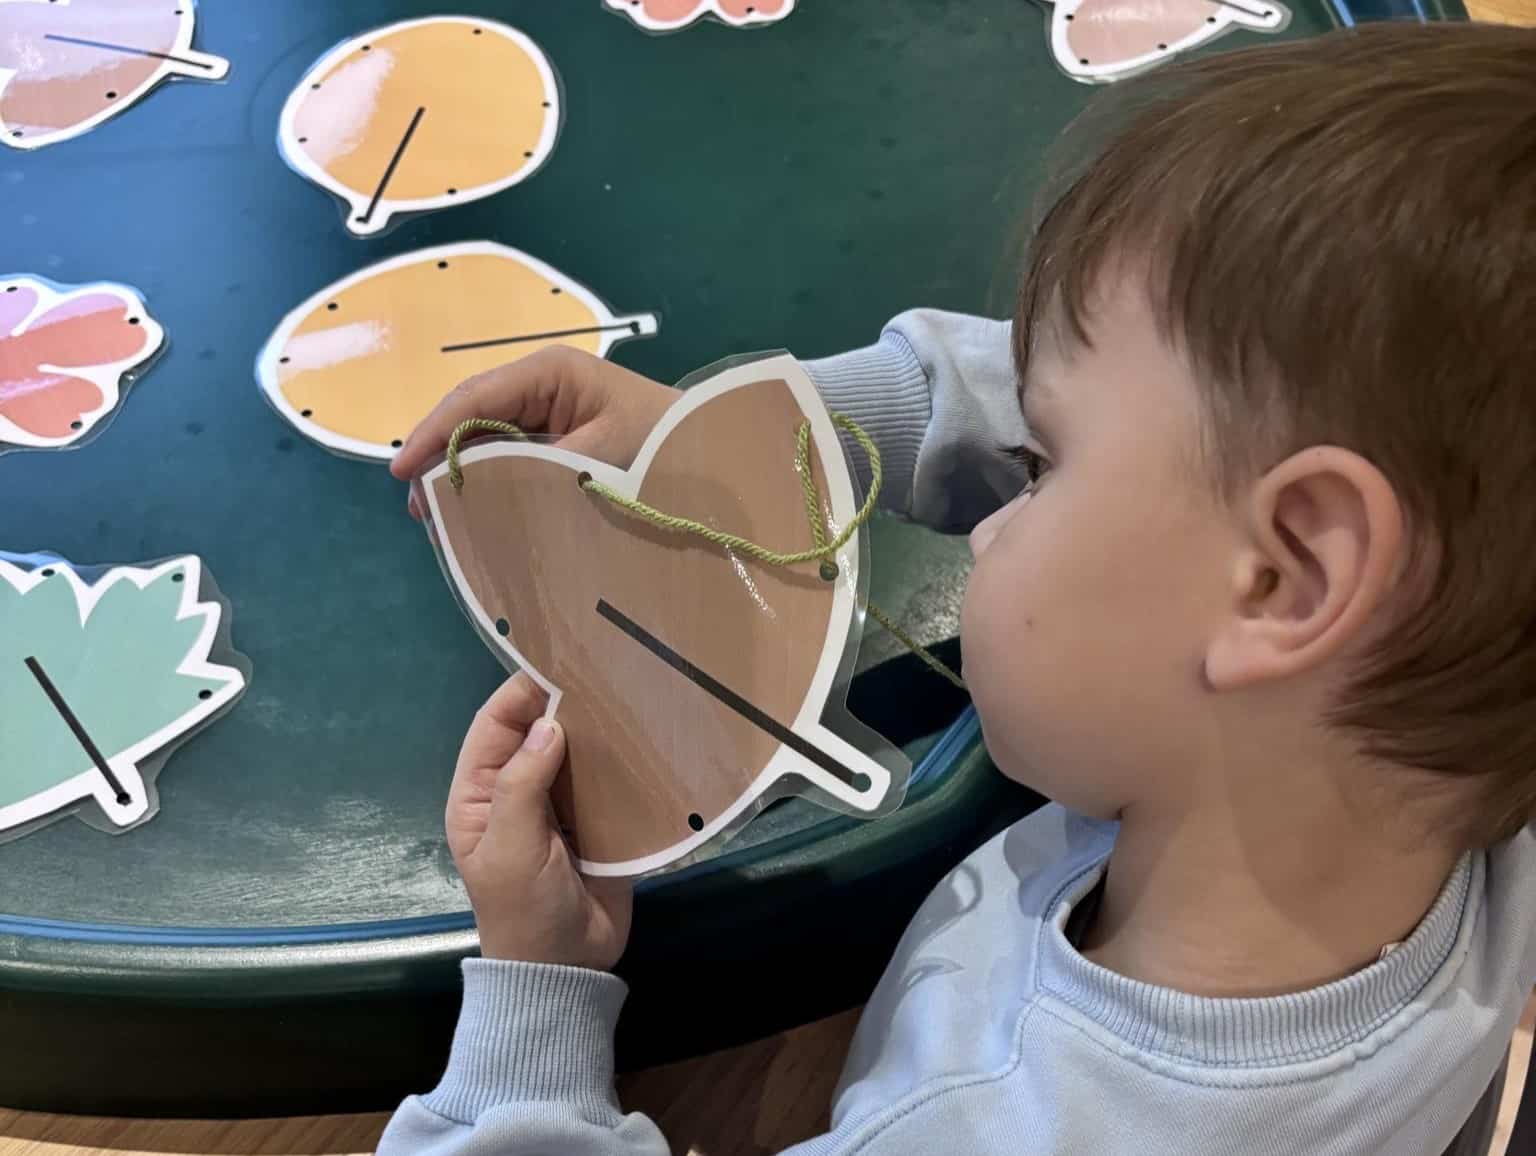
[489,718,566,822]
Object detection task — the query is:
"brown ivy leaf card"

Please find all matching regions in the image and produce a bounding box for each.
[419,354,909,877]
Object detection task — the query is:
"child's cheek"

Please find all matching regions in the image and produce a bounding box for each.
[958,553,1028,749]
[958,527,1075,799]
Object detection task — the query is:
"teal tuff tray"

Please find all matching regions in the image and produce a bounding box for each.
[0,0,1460,1115]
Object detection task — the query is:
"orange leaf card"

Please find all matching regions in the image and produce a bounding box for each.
[279,17,560,236]
[257,242,657,462]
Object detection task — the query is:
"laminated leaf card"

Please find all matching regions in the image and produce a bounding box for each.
[257,242,657,462]
[418,354,911,877]
[0,0,228,150]
[604,0,796,31]
[0,555,247,841]
[279,17,561,236]
[0,275,164,454]
[1044,0,1289,82]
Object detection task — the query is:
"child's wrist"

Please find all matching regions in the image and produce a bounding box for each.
[477,931,616,971]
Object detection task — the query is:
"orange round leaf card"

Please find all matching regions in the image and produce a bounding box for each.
[257,242,658,462]
[0,276,164,453]
[418,355,909,878]
[279,17,561,236]
[0,0,228,150]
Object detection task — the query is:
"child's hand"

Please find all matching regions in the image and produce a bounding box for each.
[447,673,634,969]
[391,345,677,519]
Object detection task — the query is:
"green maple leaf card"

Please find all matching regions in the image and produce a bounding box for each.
[0,555,247,840]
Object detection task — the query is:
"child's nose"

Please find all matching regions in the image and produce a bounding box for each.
[969,505,1007,559]
[969,491,1030,559]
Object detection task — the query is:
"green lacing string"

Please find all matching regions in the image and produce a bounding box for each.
[446,415,966,691]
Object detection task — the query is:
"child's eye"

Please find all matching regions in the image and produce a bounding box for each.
[1003,444,1051,491]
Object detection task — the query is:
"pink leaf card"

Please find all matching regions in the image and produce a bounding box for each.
[0,275,163,453]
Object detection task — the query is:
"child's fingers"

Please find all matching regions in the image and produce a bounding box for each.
[551,418,645,472]
[388,368,505,480]
[390,351,567,481]
[456,674,550,774]
[485,719,566,850]
[499,719,564,794]
[479,673,550,731]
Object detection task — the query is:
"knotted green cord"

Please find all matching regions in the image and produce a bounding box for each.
[445,413,966,690]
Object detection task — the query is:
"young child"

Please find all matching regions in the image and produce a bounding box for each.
[381,21,1536,1155]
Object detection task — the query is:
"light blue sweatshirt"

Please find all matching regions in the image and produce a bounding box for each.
[380,311,1536,1156]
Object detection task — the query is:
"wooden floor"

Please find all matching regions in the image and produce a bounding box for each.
[0,998,1531,1156]
[1467,0,1536,20]
[0,1011,861,1156]
[4,2,1533,1153]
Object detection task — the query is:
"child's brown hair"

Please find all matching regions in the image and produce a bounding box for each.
[1016,22,1536,847]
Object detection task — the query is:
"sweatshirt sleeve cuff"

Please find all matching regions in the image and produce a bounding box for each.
[804,328,932,517]
[420,959,629,1125]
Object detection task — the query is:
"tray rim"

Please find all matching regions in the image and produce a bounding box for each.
[0,710,986,997]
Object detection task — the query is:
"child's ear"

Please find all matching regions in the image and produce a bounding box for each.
[1204,447,1405,690]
